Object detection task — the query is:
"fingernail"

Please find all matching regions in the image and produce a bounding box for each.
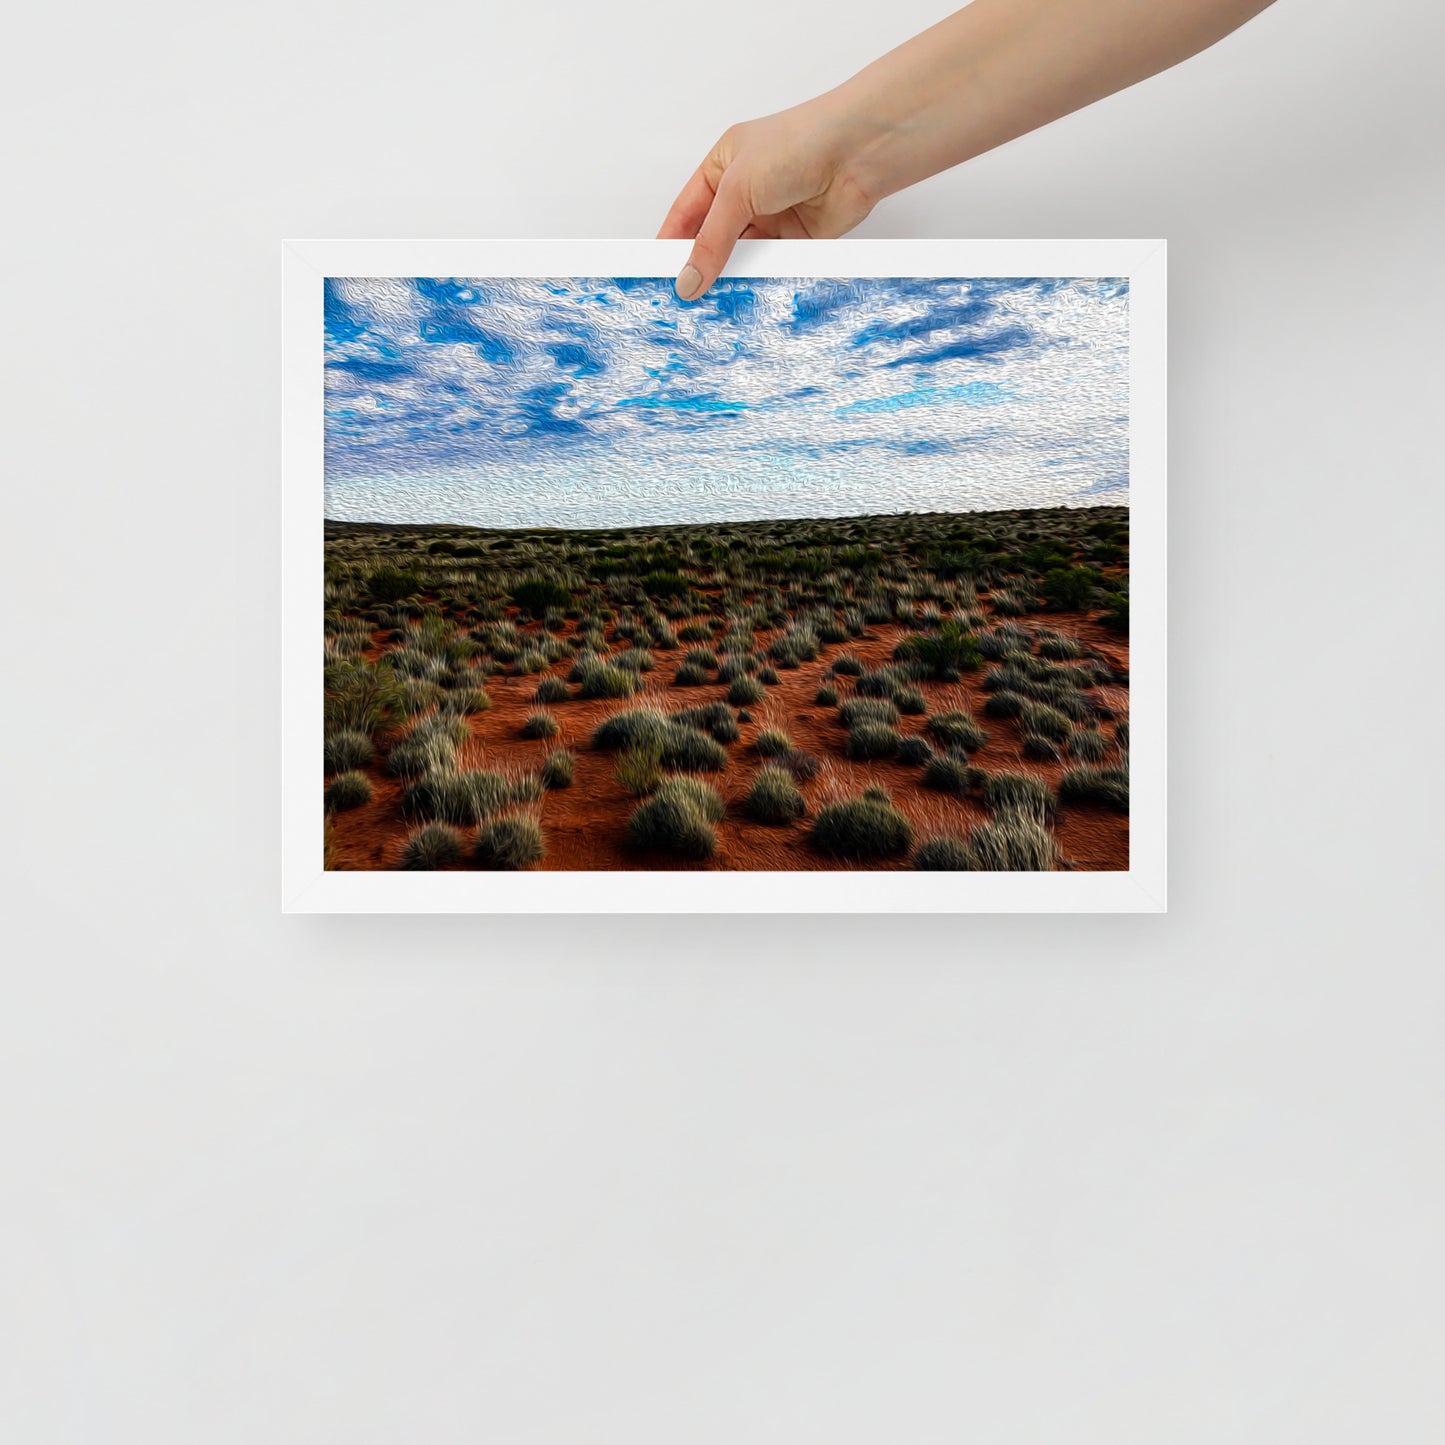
[675,264,702,300]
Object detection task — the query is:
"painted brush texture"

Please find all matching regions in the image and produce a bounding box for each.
[325,276,1128,527]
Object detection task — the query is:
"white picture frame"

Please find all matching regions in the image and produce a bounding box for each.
[283,238,1165,913]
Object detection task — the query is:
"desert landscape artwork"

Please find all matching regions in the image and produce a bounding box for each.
[322,274,1130,872]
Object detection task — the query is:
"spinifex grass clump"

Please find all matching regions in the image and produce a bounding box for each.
[727,676,766,706]
[815,683,839,707]
[1022,733,1062,761]
[810,788,913,861]
[591,707,728,772]
[926,711,988,752]
[745,764,807,824]
[983,771,1055,816]
[837,697,900,730]
[628,777,725,859]
[1036,629,1083,660]
[399,822,464,871]
[324,729,373,774]
[402,766,537,826]
[437,685,491,716]
[954,810,1058,871]
[541,748,576,788]
[922,751,984,796]
[534,676,569,703]
[754,728,792,758]
[1057,766,1130,812]
[896,735,933,767]
[912,835,974,870]
[325,770,373,812]
[1020,701,1073,742]
[521,711,560,740]
[386,715,468,777]
[676,701,739,743]
[615,740,665,797]
[1069,727,1110,761]
[578,663,639,699]
[845,722,901,760]
[475,813,546,870]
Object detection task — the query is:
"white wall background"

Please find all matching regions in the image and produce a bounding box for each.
[4,1,1442,1440]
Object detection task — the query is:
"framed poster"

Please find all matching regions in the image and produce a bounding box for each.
[283,239,1165,912]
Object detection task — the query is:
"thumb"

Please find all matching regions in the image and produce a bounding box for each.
[675,174,754,301]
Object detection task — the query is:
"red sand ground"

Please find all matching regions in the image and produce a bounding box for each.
[328,610,1129,872]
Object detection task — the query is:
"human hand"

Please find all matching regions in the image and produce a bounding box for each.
[660,0,1277,301]
[657,97,886,301]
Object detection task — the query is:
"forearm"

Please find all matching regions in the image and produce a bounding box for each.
[821,0,1277,203]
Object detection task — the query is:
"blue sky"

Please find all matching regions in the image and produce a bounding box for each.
[324,276,1128,527]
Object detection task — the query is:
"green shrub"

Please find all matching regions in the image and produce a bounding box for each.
[325,770,372,812]
[673,662,710,687]
[325,729,373,773]
[1040,566,1104,611]
[1101,590,1129,634]
[746,764,807,825]
[833,654,864,676]
[811,793,913,861]
[846,722,901,760]
[534,676,569,703]
[541,748,576,788]
[727,676,766,706]
[628,777,724,859]
[926,711,988,751]
[641,570,691,599]
[511,577,572,615]
[399,822,464,870]
[1057,766,1130,811]
[895,620,984,677]
[366,569,423,605]
[475,814,546,870]
[521,711,560,740]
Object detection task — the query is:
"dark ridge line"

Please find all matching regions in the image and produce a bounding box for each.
[325,503,1129,539]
